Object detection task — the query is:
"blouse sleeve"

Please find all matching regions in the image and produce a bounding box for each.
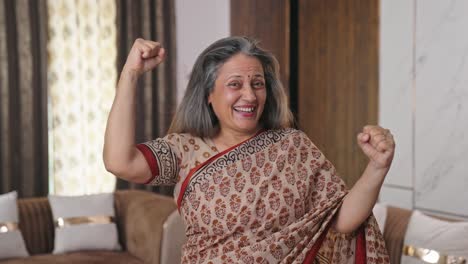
[136,134,182,186]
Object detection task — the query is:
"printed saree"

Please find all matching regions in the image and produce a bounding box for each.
[139,128,389,263]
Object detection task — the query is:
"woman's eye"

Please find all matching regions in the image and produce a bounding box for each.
[253,81,265,88]
[228,82,241,88]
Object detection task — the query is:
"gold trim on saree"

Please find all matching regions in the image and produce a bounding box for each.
[55,215,115,228]
[315,252,331,264]
[0,222,19,233]
[403,245,466,264]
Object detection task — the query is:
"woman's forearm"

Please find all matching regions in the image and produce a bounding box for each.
[103,68,140,176]
[103,39,166,182]
[332,163,388,234]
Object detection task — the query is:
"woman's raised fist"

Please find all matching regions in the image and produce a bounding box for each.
[122,38,165,76]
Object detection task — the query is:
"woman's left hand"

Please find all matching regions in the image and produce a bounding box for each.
[357,125,395,170]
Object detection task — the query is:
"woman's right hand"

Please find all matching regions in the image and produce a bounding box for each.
[104,39,164,184]
[123,38,165,76]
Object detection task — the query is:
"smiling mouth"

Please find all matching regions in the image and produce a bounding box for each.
[233,106,256,113]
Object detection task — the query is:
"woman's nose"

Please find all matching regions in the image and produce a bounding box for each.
[241,84,256,101]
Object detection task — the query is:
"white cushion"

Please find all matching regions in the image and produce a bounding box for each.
[0,191,29,259]
[402,210,468,264]
[48,193,121,254]
[372,203,387,233]
[161,210,187,264]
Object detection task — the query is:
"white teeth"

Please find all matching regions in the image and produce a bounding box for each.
[234,107,255,113]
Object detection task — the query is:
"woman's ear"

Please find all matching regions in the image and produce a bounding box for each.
[207,93,212,105]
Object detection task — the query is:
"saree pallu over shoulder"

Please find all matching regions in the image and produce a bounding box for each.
[177,129,287,209]
[178,128,389,263]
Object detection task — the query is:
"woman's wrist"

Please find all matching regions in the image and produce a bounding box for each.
[367,160,390,173]
[359,162,388,189]
[116,66,141,94]
[121,66,141,81]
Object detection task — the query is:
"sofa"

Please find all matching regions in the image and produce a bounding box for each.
[2,189,466,264]
[374,204,468,264]
[0,190,187,264]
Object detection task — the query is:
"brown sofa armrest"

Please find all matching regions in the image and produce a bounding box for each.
[383,206,412,264]
[114,190,177,264]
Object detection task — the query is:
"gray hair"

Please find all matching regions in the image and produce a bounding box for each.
[168,36,294,138]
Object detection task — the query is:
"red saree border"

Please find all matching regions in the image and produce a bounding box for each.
[303,224,367,263]
[136,144,160,184]
[303,225,331,264]
[355,225,367,263]
[177,130,264,209]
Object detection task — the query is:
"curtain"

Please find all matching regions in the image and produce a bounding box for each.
[0,0,48,198]
[115,0,177,196]
[47,0,118,195]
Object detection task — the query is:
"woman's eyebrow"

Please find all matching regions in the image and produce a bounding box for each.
[226,73,264,78]
[226,74,243,79]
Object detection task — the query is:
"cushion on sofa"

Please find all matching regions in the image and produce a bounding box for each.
[402,210,468,264]
[17,197,54,255]
[372,203,387,233]
[160,210,187,264]
[49,193,121,254]
[0,191,29,260]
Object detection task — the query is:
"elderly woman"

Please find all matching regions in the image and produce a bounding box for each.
[104,37,392,263]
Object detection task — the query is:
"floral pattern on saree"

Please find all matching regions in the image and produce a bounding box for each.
[177,128,389,263]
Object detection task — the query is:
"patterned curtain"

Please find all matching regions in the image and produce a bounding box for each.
[47,0,118,195]
[115,0,177,196]
[0,0,49,198]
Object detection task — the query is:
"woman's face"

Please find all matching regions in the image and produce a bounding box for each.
[208,53,267,137]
